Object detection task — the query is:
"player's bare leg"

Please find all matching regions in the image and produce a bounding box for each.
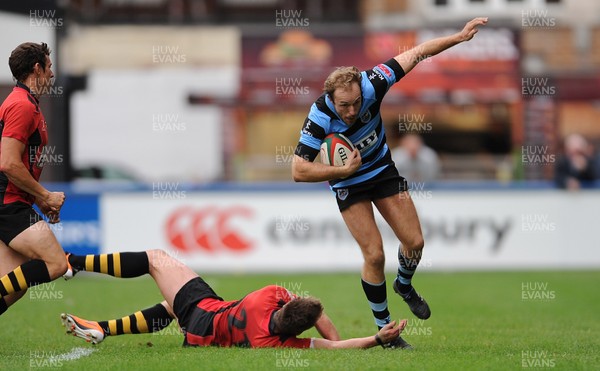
[341,200,385,283]
[147,249,199,309]
[340,200,411,349]
[0,221,67,302]
[63,249,196,305]
[0,240,29,314]
[61,250,186,343]
[8,221,67,279]
[374,192,431,319]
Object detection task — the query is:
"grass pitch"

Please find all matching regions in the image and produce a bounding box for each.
[1,270,598,370]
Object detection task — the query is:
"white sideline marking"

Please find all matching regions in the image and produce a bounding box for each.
[48,347,96,362]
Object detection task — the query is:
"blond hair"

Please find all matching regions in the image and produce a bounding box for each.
[323,66,361,98]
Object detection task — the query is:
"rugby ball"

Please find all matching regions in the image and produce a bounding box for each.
[320,133,355,166]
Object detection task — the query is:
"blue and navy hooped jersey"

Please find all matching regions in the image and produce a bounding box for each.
[294,58,405,189]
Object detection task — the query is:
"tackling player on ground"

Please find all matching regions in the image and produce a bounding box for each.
[292,18,488,348]
[61,250,406,349]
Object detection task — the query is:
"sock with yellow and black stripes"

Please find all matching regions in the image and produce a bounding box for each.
[0,297,8,315]
[0,259,51,298]
[98,303,173,336]
[68,252,149,278]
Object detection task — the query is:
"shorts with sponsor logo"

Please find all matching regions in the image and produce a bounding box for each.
[334,165,408,212]
[0,201,42,245]
[173,277,223,344]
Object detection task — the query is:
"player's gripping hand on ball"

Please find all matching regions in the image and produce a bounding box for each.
[340,148,362,178]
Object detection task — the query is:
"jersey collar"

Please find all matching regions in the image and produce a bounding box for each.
[268,309,279,335]
[15,81,39,103]
[16,81,32,93]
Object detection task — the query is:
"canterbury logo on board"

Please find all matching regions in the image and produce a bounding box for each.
[165,206,254,253]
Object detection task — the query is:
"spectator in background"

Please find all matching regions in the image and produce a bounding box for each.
[554,133,597,190]
[391,133,440,183]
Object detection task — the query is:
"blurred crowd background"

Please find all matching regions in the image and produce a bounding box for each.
[1,0,599,189]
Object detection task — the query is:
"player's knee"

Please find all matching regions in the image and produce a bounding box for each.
[363,251,385,270]
[404,236,424,252]
[147,249,171,270]
[47,257,68,279]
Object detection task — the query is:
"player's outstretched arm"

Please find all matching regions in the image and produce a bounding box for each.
[395,17,488,74]
[312,320,406,349]
[314,311,340,341]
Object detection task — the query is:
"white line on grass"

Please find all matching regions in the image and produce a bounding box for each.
[48,347,96,362]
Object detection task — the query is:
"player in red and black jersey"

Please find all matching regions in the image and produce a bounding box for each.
[0,42,68,315]
[180,284,316,348]
[60,249,407,349]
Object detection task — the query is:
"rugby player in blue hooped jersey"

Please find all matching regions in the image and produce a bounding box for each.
[292,17,488,349]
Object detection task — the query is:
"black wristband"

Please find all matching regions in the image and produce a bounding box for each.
[374,334,385,348]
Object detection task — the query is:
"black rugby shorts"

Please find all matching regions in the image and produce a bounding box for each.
[334,166,409,212]
[0,202,43,245]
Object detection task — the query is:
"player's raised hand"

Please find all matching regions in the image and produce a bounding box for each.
[459,17,489,42]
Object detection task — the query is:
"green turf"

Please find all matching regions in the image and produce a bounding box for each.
[1,271,598,370]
